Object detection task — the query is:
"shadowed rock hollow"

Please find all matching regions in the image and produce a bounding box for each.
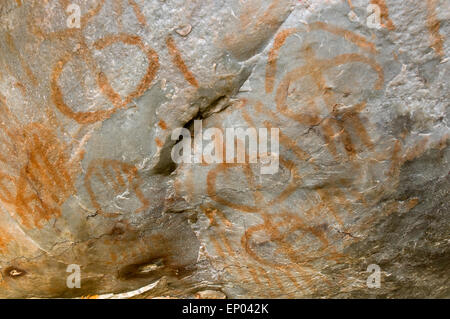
[0,0,448,298]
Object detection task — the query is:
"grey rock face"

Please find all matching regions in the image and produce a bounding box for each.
[0,0,448,298]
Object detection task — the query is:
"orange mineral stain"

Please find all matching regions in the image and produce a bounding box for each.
[84,159,149,217]
[158,119,168,130]
[266,28,297,93]
[370,0,395,30]
[266,22,378,95]
[52,34,159,124]
[0,123,79,229]
[426,0,445,57]
[307,22,377,54]
[155,137,164,148]
[128,0,148,27]
[5,32,38,86]
[0,228,12,252]
[166,36,199,88]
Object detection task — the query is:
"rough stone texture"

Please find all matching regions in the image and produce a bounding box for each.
[0,0,448,298]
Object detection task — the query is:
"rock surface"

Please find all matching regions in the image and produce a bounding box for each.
[0,0,448,298]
